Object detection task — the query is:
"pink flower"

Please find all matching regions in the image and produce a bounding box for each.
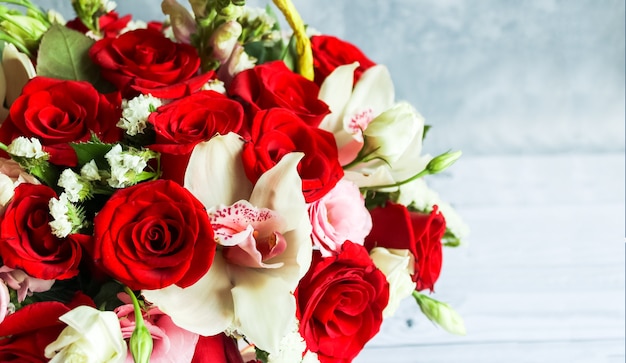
[308,179,372,256]
[115,303,199,363]
[0,265,55,303]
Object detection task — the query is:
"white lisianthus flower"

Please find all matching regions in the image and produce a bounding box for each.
[45,305,127,363]
[6,137,47,159]
[118,94,163,136]
[369,247,416,318]
[361,101,423,165]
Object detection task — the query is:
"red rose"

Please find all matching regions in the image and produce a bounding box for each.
[365,202,446,292]
[0,184,85,280]
[0,77,121,166]
[228,60,330,128]
[148,90,244,184]
[241,108,343,203]
[0,293,94,362]
[89,28,212,98]
[91,179,216,290]
[311,35,376,86]
[65,11,132,38]
[296,241,389,363]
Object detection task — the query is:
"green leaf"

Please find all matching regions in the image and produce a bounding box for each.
[70,140,114,169]
[422,124,431,140]
[36,24,113,92]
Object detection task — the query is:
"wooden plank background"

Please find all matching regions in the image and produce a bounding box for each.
[355,153,625,362]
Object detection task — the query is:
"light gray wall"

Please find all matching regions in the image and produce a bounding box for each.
[37,0,625,155]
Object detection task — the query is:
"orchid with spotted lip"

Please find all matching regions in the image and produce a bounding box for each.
[318,62,394,166]
[142,132,312,355]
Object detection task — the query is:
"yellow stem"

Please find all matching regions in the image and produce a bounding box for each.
[272,0,314,80]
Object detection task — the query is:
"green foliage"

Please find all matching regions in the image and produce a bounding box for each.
[36,24,113,92]
[70,139,114,169]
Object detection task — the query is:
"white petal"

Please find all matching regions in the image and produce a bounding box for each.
[318,62,358,134]
[344,64,395,122]
[231,267,297,355]
[343,168,396,189]
[142,254,234,336]
[2,43,35,106]
[248,153,312,278]
[184,132,253,208]
[249,152,305,232]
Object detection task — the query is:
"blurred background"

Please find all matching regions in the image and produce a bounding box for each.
[38,1,626,362]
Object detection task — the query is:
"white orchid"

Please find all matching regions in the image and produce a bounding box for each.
[143,132,312,355]
[318,62,394,166]
[318,62,431,189]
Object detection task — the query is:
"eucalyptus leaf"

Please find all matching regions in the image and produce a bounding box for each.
[36,24,113,92]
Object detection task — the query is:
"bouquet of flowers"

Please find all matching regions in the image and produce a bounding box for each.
[0,0,469,362]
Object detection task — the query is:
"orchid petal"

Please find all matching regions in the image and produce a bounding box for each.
[318,62,359,134]
[230,267,297,355]
[249,153,305,232]
[248,153,313,278]
[344,64,395,122]
[184,133,253,208]
[142,254,234,337]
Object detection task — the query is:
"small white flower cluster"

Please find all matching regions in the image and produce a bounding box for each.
[268,318,319,363]
[48,167,96,238]
[6,137,47,159]
[117,94,163,136]
[203,79,227,94]
[48,194,72,238]
[57,169,83,203]
[104,144,154,188]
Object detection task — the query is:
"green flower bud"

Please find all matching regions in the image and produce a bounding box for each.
[130,323,153,363]
[413,292,466,335]
[426,150,462,175]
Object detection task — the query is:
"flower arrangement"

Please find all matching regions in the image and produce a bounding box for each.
[0,0,469,362]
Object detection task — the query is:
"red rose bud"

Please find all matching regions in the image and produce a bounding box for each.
[241,108,343,203]
[365,202,446,292]
[91,180,216,290]
[296,241,389,363]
